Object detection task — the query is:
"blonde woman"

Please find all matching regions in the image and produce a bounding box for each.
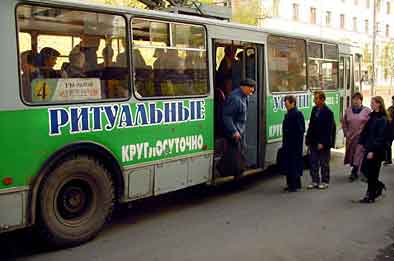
[358,96,388,203]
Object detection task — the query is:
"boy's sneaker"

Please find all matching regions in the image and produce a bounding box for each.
[307,183,318,189]
[318,183,329,189]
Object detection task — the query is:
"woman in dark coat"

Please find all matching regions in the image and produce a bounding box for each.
[358,96,388,203]
[282,95,306,192]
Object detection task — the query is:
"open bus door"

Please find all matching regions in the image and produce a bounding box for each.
[337,54,353,147]
[212,39,265,178]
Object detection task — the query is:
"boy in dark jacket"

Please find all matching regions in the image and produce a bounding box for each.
[306,91,335,190]
[282,95,305,192]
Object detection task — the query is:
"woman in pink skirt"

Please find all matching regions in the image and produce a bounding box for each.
[342,92,371,181]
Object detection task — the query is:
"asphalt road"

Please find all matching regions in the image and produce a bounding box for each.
[1,150,394,261]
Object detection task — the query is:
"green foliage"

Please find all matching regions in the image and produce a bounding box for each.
[362,44,373,76]
[232,0,261,25]
[380,41,394,82]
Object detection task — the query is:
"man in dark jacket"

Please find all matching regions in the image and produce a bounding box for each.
[219,79,256,178]
[282,95,306,192]
[306,91,335,190]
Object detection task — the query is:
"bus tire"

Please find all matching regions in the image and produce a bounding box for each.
[37,155,115,248]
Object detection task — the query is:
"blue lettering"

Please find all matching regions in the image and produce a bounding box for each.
[178,102,190,122]
[49,108,69,135]
[70,107,90,133]
[135,103,149,125]
[90,107,102,131]
[149,103,163,124]
[118,104,134,128]
[164,102,177,123]
[103,105,119,131]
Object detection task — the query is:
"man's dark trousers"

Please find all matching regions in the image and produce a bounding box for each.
[310,146,330,184]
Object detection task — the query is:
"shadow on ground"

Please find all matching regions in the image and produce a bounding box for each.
[0,169,278,260]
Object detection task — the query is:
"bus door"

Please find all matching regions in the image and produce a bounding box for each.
[354,54,362,93]
[213,40,264,173]
[340,55,353,116]
[337,55,352,147]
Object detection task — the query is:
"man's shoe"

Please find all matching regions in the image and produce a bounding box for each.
[307,183,318,189]
[359,197,375,203]
[318,183,329,189]
[348,174,358,182]
[383,161,392,166]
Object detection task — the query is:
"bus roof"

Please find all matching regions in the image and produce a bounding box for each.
[24,0,360,49]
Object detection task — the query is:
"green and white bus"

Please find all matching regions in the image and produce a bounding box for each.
[0,0,362,247]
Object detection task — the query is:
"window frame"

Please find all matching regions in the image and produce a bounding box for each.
[131,17,210,101]
[307,41,339,91]
[267,34,308,94]
[15,2,132,106]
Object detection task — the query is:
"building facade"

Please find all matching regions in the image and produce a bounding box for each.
[259,0,394,87]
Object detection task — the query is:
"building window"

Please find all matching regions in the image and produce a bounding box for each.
[377,0,381,12]
[386,24,390,37]
[366,0,370,8]
[325,11,332,26]
[273,0,280,16]
[387,1,391,14]
[365,19,369,33]
[310,7,317,24]
[353,17,358,31]
[292,3,299,21]
[340,14,345,29]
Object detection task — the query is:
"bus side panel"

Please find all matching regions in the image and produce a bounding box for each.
[0,98,214,191]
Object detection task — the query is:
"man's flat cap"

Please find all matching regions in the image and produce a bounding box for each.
[240,79,256,87]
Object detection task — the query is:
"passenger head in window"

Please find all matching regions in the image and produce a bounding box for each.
[61,48,86,78]
[34,47,61,79]
[77,35,100,71]
[217,46,236,96]
[20,50,36,102]
[100,46,114,68]
[115,38,128,68]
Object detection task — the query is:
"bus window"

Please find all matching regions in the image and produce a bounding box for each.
[268,36,307,93]
[308,42,323,59]
[37,35,81,70]
[132,19,208,98]
[308,43,338,90]
[16,5,129,104]
[18,32,31,53]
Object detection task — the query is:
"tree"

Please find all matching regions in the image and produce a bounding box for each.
[362,44,373,80]
[380,41,394,86]
[231,0,268,26]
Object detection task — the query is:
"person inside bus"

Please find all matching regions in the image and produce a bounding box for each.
[134,48,153,97]
[217,46,236,96]
[115,38,128,68]
[218,79,256,180]
[61,48,86,78]
[152,48,168,96]
[20,50,36,102]
[33,47,61,79]
[231,50,243,90]
[74,35,100,72]
[99,46,114,69]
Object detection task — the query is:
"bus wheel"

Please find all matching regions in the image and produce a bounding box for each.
[38,155,115,248]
